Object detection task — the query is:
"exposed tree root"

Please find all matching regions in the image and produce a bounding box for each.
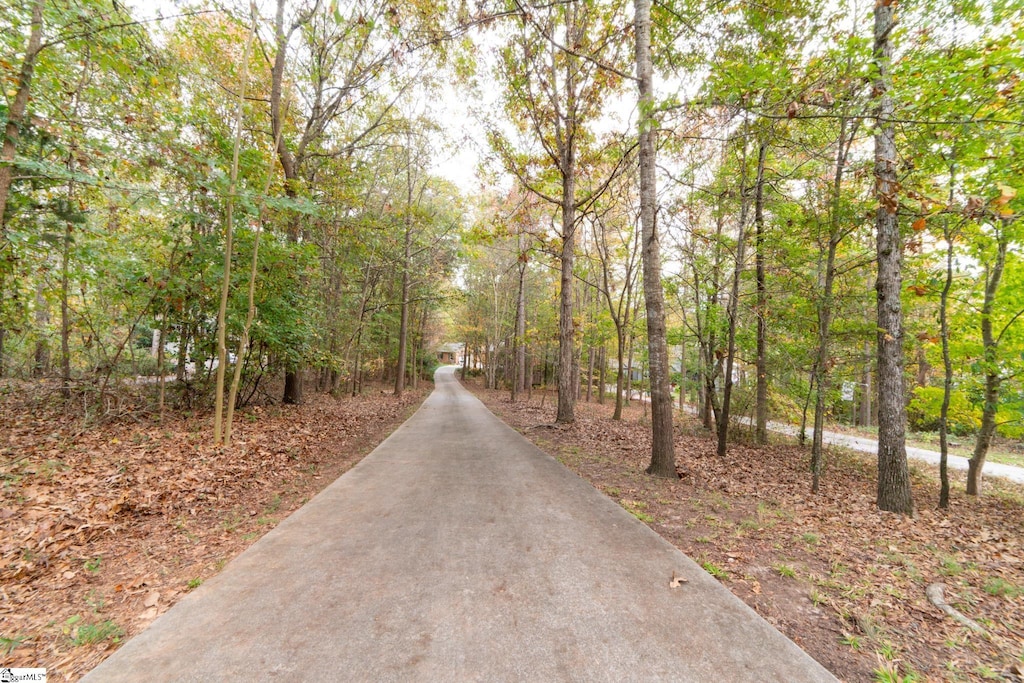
[926,583,987,634]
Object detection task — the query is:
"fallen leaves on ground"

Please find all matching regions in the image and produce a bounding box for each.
[472,382,1024,683]
[0,381,428,681]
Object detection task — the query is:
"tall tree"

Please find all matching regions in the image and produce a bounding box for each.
[490,0,629,423]
[872,0,913,514]
[266,0,415,403]
[634,0,675,475]
[966,214,1020,496]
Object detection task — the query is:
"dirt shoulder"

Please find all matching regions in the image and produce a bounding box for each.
[469,380,1024,683]
[0,382,430,681]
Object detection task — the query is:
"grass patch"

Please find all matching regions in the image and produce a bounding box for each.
[64,616,123,647]
[701,559,730,581]
[737,518,762,532]
[938,555,963,577]
[0,634,28,655]
[840,633,862,650]
[773,562,797,579]
[221,510,246,533]
[621,499,654,523]
[873,661,921,683]
[983,577,1022,598]
[706,491,732,511]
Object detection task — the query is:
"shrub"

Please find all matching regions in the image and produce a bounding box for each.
[908,386,980,435]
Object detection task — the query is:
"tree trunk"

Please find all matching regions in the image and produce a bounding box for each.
[0,0,44,230]
[696,214,723,434]
[967,229,1008,496]
[157,317,168,419]
[272,0,304,406]
[916,344,930,389]
[176,324,190,382]
[395,133,414,397]
[613,326,626,420]
[461,339,469,379]
[810,246,837,493]
[597,346,606,404]
[556,183,576,422]
[33,282,50,377]
[873,0,913,514]
[555,32,579,424]
[213,17,255,444]
[810,112,854,492]
[754,143,769,444]
[938,220,955,508]
[636,0,675,475]
[60,214,72,399]
[586,346,595,402]
[678,342,686,411]
[527,351,534,399]
[625,326,635,406]
[717,122,753,457]
[413,304,428,390]
[5,1,46,380]
[512,249,527,400]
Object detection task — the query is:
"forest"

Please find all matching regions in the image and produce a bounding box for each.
[3,0,1021,504]
[1,0,1023,678]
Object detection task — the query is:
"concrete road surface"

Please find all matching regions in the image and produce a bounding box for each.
[84,367,836,682]
[756,420,1024,485]
[663,396,1024,485]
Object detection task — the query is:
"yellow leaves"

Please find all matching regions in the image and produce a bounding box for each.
[991,184,1016,208]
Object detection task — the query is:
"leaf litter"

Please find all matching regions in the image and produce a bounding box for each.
[471,382,1024,683]
[0,381,428,681]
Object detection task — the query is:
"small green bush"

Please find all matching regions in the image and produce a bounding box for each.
[908,386,980,435]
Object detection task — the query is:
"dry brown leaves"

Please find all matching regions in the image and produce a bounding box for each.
[0,381,428,681]
[473,383,1024,683]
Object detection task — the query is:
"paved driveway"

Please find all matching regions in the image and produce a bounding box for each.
[85,367,836,682]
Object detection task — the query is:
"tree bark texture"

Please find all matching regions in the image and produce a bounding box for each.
[513,244,527,400]
[873,0,913,514]
[33,282,50,377]
[272,0,304,405]
[717,125,752,458]
[395,138,414,397]
[938,224,955,508]
[754,143,769,445]
[556,159,577,423]
[967,231,1008,496]
[635,0,675,477]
